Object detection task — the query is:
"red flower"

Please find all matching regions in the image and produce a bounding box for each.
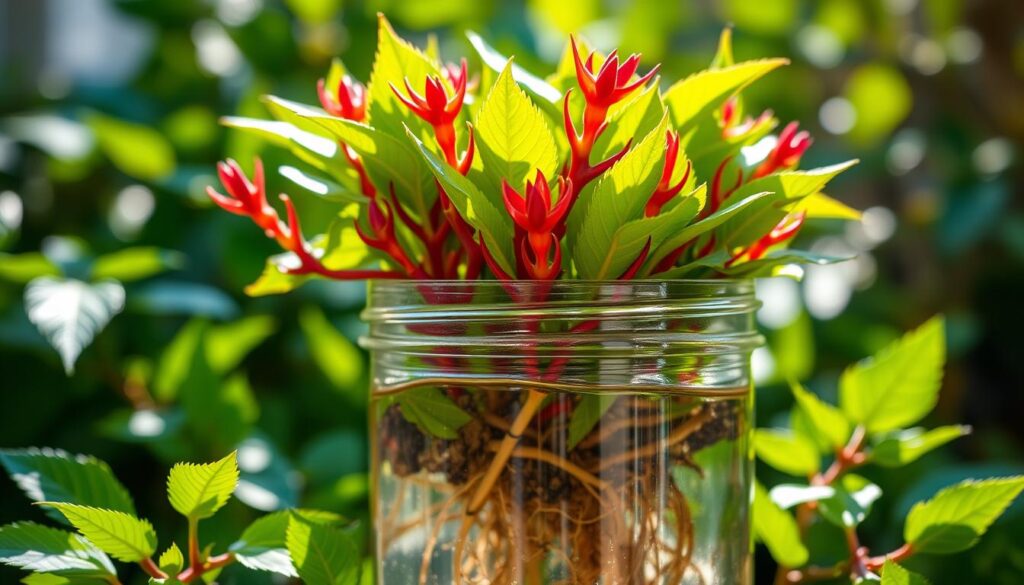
[390,59,468,128]
[645,131,692,217]
[753,122,812,178]
[726,211,807,267]
[720,97,773,140]
[208,158,279,234]
[502,170,572,279]
[317,74,367,121]
[571,37,659,111]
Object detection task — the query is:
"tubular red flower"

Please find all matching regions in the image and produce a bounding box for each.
[390,59,468,128]
[726,210,807,267]
[317,75,367,121]
[754,122,812,178]
[571,37,659,110]
[645,131,692,217]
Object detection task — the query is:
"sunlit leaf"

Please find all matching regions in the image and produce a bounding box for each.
[285,513,359,585]
[817,474,882,527]
[299,306,364,393]
[24,277,125,374]
[166,452,239,520]
[872,426,971,468]
[0,522,115,577]
[230,511,298,577]
[86,113,176,180]
[157,542,183,575]
[904,476,1024,554]
[0,253,61,284]
[44,504,156,563]
[753,481,809,567]
[845,64,912,145]
[839,316,945,433]
[754,428,820,476]
[790,382,851,450]
[90,248,183,282]
[881,560,932,585]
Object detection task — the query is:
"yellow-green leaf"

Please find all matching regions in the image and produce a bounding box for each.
[0,253,61,284]
[754,428,820,476]
[299,306,364,392]
[166,452,239,520]
[753,481,809,568]
[664,59,788,132]
[904,477,1024,554]
[157,542,183,575]
[881,560,932,585]
[475,61,559,194]
[839,316,945,433]
[366,15,443,139]
[87,113,176,180]
[871,426,971,468]
[90,248,184,282]
[0,522,116,577]
[43,504,156,563]
[285,513,359,585]
[790,192,861,220]
[790,382,851,450]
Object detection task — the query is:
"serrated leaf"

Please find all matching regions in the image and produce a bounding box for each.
[366,14,443,139]
[0,253,61,284]
[753,481,809,568]
[157,542,183,575]
[0,448,135,521]
[44,504,156,563]
[395,387,472,440]
[871,426,971,468]
[166,452,239,520]
[299,306,364,393]
[286,513,359,585]
[25,277,125,374]
[22,574,110,585]
[769,484,836,509]
[904,476,1024,554]
[567,395,617,450]
[592,82,665,160]
[90,248,183,282]
[754,428,820,476]
[0,522,116,577]
[229,511,298,577]
[474,61,559,194]
[664,59,788,133]
[818,474,882,528]
[404,127,516,276]
[840,316,945,433]
[790,382,851,450]
[572,115,669,279]
[881,560,932,585]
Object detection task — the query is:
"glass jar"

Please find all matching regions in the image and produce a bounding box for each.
[361,280,762,585]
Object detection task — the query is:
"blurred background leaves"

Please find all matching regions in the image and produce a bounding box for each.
[0,0,1022,582]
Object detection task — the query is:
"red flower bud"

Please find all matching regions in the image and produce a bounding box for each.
[645,131,692,217]
[317,75,367,121]
[571,37,659,110]
[726,211,807,267]
[390,60,468,128]
[502,171,572,237]
[753,122,812,178]
[208,158,280,235]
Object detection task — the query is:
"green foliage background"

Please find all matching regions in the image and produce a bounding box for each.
[0,0,1022,582]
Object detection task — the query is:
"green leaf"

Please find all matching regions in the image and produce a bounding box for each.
[166,452,240,520]
[0,448,136,520]
[44,504,157,563]
[768,484,836,509]
[395,387,473,440]
[21,574,110,585]
[157,542,183,575]
[24,277,125,374]
[86,113,176,180]
[366,14,444,139]
[152,320,205,402]
[817,474,883,528]
[881,560,932,585]
[466,31,561,104]
[0,253,61,284]
[753,481,809,568]
[871,426,971,468]
[592,82,666,160]
[567,395,617,450]
[664,59,788,133]
[845,64,913,146]
[474,61,559,194]
[179,338,258,449]
[278,165,362,204]
[840,316,945,433]
[791,192,862,221]
[285,513,360,585]
[646,191,773,275]
[299,306,364,393]
[790,382,851,450]
[404,127,516,276]
[754,428,820,476]
[229,511,298,577]
[904,476,1024,554]
[571,115,670,279]
[244,255,311,297]
[90,248,183,282]
[0,522,115,577]
[221,116,338,171]
[205,315,277,374]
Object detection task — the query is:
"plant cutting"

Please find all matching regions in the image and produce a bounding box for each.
[204,16,868,584]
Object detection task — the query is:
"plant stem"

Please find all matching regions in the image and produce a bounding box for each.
[139,557,167,580]
[187,517,201,570]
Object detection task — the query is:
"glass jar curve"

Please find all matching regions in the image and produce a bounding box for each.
[361,280,763,585]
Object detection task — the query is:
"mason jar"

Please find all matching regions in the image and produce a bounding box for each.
[361,280,762,585]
